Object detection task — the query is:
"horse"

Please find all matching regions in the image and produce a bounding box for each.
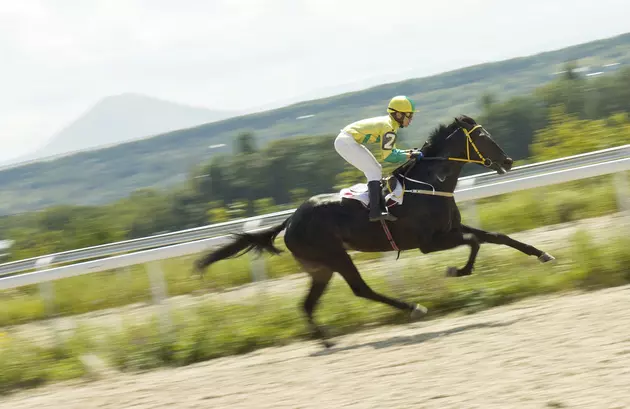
[194,115,555,347]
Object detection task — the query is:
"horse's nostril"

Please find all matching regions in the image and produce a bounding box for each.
[504,158,514,166]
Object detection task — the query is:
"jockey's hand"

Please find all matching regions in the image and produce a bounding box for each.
[407,149,424,159]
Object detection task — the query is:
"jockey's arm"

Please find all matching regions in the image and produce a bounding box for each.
[383,148,410,163]
[381,131,411,163]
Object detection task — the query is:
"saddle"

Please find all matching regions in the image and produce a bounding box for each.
[339,175,404,208]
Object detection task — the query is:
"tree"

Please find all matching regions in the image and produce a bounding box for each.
[531,105,630,161]
[207,201,229,223]
[479,92,497,113]
[235,131,257,155]
[584,67,630,119]
[226,200,249,219]
[479,95,547,161]
[535,68,586,117]
[253,197,276,215]
[561,61,580,81]
[290,188,308,205]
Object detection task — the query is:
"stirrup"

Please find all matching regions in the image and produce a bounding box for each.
[369,206,397,222]
[369,212,397,222]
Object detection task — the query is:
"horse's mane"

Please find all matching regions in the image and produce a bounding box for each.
[392,115,476,177]
[420,115,476,157]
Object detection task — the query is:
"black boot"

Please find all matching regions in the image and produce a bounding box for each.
[367,181,397,222]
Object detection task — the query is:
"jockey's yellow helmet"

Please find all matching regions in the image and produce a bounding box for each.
[387,95,419,114]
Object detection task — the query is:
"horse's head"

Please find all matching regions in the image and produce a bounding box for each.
[420,115,513,175]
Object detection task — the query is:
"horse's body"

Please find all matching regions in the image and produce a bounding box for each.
[195,115,554,347]
[285,188,459,254]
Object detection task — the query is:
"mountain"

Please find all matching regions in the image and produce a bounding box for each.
[25,93,239,161]
[0,32,629,215]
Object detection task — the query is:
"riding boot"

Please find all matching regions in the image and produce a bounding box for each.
[367,181,397,222]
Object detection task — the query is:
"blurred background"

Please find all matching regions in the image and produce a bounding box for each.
[0,0,629,404]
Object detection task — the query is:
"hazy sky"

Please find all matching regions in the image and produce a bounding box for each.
[1,0,629,162]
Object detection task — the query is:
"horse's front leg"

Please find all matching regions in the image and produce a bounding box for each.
[418,231,480,277]
[460,224,555,263]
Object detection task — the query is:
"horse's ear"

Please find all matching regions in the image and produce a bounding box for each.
[455,115,475,129]
[462,115,476,124]
[459,115,477,126]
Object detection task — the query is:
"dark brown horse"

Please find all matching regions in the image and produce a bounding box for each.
[195,115,554,347]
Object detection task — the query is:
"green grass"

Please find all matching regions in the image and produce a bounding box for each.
[0,242,383,327]
[1,229,629,395]
[473,174,621,234]
[0,174,625,327]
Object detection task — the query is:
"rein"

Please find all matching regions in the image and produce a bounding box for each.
[391,124,492,199]
[381,123,490,257]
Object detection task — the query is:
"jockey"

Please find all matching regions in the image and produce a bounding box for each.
[335,95,423,222]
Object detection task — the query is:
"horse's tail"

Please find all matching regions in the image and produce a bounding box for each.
[195,217,290,272]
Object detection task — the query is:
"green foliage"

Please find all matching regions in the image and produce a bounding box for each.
[234,131,257,155]
[531,107,630,161]
[477,65,630,163]
[289,188,308,205]
[253,198,276,215]
[0,332,88,394]
[476,176,619,233]
[206,200,229,223]
[479,95,548,161]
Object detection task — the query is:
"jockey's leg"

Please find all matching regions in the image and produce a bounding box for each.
[334,132,396,222]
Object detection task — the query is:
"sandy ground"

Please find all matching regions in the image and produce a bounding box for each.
[2,284,630,408]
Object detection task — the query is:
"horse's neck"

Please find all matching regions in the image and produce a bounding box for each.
[405,160,464,193]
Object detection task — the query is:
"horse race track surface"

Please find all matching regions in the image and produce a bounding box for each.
[2,284,630,409]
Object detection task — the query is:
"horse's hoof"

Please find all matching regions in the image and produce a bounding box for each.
[446,266,459,277]
[410,304,428,320]
[191,260,205,277]
[538,252,556,263]
[321,339,335,349]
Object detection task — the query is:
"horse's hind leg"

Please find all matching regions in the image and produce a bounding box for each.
[296,258,335,348]
[326,251,427,319]
[461,224,555,262]
[417,230,485,277]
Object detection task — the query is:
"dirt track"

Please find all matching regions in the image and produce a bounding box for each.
[3,284,630,409]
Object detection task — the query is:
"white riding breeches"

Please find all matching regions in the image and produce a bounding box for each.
[334,131,382,182]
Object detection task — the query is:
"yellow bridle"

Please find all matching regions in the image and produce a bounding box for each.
[391,124,493,199]
[446,124,492,167]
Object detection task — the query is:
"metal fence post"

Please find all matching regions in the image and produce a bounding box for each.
[614,171,629,214]
[243,219,267,283]
[114,266,134,331]
[34,256,63,346]
[35,256,56,317]
[147,261,172,337]
[457,177,482,228]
